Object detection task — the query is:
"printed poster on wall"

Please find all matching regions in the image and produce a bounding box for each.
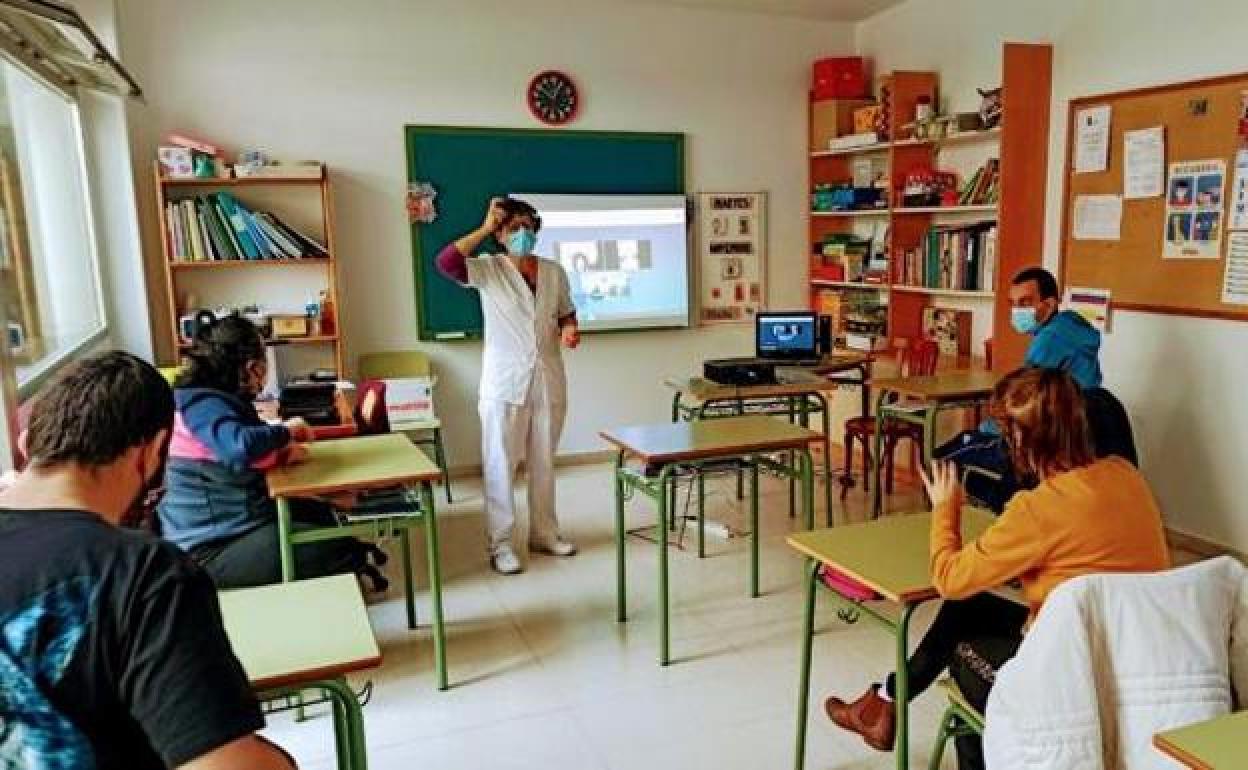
[1162,159,1226,259]
[697,192,766,324]
[1229,149,1248,231]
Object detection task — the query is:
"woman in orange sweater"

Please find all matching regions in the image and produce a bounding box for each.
[826,367,1169,770]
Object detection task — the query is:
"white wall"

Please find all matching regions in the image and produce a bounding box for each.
[119,0,854,466]
[858,0,1248,552]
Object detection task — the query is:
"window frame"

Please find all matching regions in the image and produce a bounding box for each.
[0,50,110,455]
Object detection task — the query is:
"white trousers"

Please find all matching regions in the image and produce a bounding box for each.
[478,369,567,553]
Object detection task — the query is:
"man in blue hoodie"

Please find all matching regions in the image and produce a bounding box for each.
[939,266,1102,510]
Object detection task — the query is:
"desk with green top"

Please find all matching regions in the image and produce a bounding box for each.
[666,351,873,522]
[266,433,448,690]
[870,370,999,517]
[787,508,995,770]
[601,415,821,665]
[220,574,381,770]
[1153,711,1248,769]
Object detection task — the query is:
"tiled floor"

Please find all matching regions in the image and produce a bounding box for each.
[260,463,964,769]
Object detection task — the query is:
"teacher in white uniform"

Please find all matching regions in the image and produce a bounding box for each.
[435,197,580,574]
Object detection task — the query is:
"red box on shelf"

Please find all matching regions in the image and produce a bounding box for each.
[812,57,868,100]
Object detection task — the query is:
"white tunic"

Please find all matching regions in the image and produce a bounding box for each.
[465,254,575,405]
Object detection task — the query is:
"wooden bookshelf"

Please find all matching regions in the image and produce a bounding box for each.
[807,44,1052,368]
[155,162,345,377]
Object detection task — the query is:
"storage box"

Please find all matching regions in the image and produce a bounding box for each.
[812,57,868,99]
[384,377,437,430]
[270,315,309,338]
[853,105,881,134]
[810,99,874,151]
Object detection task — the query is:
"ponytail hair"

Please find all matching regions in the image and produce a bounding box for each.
[174,313,267,397]
[990,366,1095,480]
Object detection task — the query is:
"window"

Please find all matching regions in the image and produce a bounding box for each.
[0,59,106,397]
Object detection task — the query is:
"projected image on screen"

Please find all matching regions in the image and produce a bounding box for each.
[518,194,689,331]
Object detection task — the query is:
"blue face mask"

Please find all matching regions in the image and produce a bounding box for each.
[505,228,537,256]
[1010,306,1040,335]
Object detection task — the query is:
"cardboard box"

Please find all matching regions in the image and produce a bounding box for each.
[384,377,437,430]
[270,315,309,338]
[810,98,874,151]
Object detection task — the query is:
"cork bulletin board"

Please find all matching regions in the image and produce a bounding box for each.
[1060,72,1248,321]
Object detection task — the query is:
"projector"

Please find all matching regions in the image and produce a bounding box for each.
[703,357,776,386]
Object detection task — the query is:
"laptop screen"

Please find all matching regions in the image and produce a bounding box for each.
[756,312,818,359]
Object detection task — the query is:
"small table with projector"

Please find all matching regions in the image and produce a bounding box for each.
[668,311,873,522]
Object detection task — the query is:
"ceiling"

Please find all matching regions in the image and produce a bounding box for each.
[616,0,905,22]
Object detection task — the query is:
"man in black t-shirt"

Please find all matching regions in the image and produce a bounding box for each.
[0,352,295,770]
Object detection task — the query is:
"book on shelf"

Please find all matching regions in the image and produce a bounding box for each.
[895,221,997,292]
[959,158,1000,206]
[165,193,329,262]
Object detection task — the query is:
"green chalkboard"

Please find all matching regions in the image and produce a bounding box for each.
[405,126,685,340]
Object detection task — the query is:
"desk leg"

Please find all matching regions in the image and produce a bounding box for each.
[614,451,627,623]
[922,405,940,473]
[895,603,916,770]
[399,524,416,631]
[277,496,296,582]
[697,470,706,559]
[798,449,815,531]
[812,391,833,527]
[657,466,674,666]
[420,482,448,691]
[871,389,891,519]
[322,677,368,770]
[750,457,760,598]
[329,685,350,770]
[794,559,819,770]
[859,363,871,419]
[787,397,797,520]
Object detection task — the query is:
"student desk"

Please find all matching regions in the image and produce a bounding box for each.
[601,415,821,665]
[266,433,448,690]
[1153,711,1248,769]
[869,370,999,517]
[665,352,873,522]
[219,574,381,770]
[786,508,995,770]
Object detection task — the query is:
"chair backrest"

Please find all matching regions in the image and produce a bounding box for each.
[900,338,940,378]
[358,351,432,380]
[1084,386,1138,467]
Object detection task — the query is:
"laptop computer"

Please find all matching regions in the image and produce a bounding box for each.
[756,311,821,366]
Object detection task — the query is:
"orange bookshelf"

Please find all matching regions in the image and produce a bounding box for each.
[807,44,1053,375]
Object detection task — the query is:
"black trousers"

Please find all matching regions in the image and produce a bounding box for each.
[189,499,369,590]
[882,593,1027,769]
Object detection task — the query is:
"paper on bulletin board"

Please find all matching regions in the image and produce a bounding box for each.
[1073,194,1122,240]
[1123,126,1165,199]
[1222,232,1248,305]
[697,192,767,324]
[1163,159,1226,259]
[1064,287,1112,333]
[1074,105,1112,173]
[1229,149,1248,231]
